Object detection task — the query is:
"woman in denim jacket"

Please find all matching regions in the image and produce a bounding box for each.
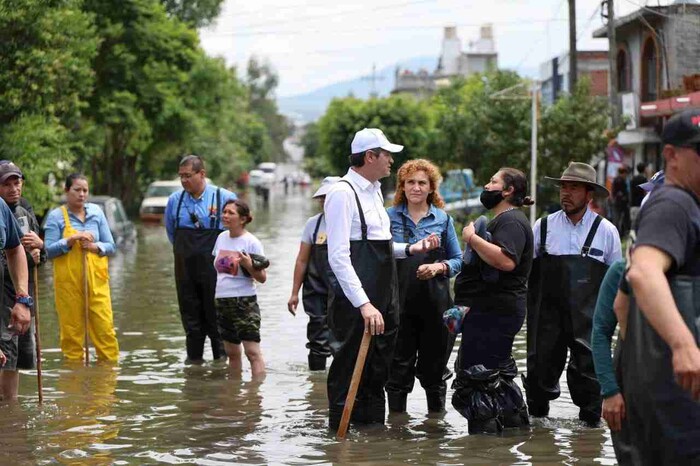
[385,159,462,414]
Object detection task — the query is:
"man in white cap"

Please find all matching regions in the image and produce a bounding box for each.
[525,162,622,427]
[288,176,341,371]
[324,128,439,429]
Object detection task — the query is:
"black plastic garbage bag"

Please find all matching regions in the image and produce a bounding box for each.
[452,365,503,434]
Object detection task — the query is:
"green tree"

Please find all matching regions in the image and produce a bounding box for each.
[429,71,531,185]
[317,95,432,178]
[0,0,98,212]
[245,57,292,163]
[161,0,224,28]
[540,78,610,178]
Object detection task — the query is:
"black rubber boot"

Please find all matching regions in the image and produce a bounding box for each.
[308,354,327,371]
[579,409,601,427]
[387,392,407,413]
[527,399,549,417]
[426,388,447,413]
[468,417,503,435]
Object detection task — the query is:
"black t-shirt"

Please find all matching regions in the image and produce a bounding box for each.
[635,185,700,276]
[454,209,534,313]
[630,174,647,207]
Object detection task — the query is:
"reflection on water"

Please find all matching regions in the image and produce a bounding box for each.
[1,182,617,464]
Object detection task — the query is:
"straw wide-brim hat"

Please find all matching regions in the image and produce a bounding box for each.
[544,162,609,196]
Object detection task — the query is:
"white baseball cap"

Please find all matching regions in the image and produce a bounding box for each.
[312,176,342,198]
[350,128,404,154]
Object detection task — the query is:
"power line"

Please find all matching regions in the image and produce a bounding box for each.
[620,0,700,26]
[514,0,568,72]
[204,18,568,38]
[220,0,436,34]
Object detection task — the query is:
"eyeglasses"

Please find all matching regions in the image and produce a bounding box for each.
[179,171,200,180]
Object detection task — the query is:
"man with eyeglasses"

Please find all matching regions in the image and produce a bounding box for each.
[622,108,700,464]
[165,155,237,364]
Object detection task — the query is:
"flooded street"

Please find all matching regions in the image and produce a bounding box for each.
[1,185,617,465]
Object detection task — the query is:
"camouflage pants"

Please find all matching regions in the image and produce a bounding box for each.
[215,296,261,344]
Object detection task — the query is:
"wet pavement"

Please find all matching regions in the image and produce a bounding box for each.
[0,184,617,465]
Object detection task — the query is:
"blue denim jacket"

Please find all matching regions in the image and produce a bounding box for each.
[387,204,462,277]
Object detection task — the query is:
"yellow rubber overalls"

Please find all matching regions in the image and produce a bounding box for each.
[53,206,119,361]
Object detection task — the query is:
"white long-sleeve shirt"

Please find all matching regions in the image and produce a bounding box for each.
[533,208,622,265]
[324,168,407,308]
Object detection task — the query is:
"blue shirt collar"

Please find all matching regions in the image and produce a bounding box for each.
[397,202,438,220]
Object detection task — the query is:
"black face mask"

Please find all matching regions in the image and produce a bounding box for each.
[480,189,503,210]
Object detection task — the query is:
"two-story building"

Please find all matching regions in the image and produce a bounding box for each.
[539,51,610,106]
[393,25,498,98]
[593,1,700,171]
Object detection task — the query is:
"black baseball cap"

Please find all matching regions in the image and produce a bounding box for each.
[661,108,700,146]
[0,162,23,183]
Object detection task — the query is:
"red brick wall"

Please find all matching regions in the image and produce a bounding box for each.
[582,69,609,97]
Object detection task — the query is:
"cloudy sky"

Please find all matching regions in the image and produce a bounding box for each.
[199,0,657,97]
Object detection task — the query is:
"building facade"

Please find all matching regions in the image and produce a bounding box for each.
[593,1,700,172]
[540,51,610,106]
[393,25,498,97]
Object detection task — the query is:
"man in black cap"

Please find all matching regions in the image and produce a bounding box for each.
[622,108,700,464]
[525,162,622,426]
[0,162,44,400]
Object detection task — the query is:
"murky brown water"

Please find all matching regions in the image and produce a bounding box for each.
[1,184,617,465]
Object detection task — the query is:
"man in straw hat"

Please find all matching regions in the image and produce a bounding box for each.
[622,108,700,463]
[525,162,622,426]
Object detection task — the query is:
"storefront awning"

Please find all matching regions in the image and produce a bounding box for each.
[639,91,700,118]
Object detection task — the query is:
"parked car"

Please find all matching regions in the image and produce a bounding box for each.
[42,196,136,247]
[440,169,484,215]
[139,180,181,223]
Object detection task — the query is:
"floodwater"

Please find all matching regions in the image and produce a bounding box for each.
[1,184,617,465]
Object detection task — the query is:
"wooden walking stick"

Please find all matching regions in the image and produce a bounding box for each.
[83,250,90,366]
[33,267,43,403]
[336,331,372,440]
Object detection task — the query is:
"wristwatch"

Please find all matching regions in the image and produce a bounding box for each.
[405,244,412,257]
[16,294,34,309]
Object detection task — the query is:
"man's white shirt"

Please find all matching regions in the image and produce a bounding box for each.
[533,208,622,265]
[324,168,408,308]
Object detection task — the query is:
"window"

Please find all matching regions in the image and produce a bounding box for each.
[642,38,658,101]
[616,48,630,92]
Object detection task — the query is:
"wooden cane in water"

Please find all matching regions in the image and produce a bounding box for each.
[33,267,43,403]
[336,331,372,440]
[83,250,90,365]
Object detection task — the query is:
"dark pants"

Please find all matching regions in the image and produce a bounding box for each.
[303,292,331,359]
[174,258,224,361]
[458,309,524,371]
[453,308,528,433]
[387,289,452,397]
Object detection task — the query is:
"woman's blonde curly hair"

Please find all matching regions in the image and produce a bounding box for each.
[392,159,445,208]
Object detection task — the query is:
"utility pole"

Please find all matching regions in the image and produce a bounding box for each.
[530,81,539,226]
[569,0,578,91]
[361,64,385,98]
[605,0,620,126]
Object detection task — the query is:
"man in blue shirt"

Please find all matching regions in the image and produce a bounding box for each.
[0,195,32,368]
[165,155,236,364]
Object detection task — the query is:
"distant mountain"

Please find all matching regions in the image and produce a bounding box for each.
[277,56,437,124]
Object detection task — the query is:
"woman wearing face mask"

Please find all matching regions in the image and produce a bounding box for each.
[451,167,534,434]
[385,159,462,414]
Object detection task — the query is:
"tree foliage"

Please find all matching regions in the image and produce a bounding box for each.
[0,0,288,215]
[311,71,612,215]
[161,0,224,28]
[316,95,432,178]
